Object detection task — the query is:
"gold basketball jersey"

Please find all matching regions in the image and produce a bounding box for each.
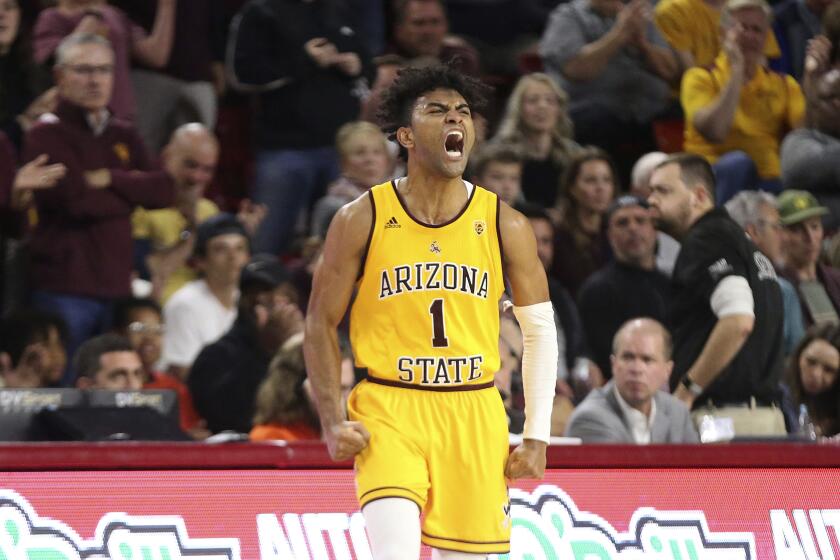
[350,180,504,387]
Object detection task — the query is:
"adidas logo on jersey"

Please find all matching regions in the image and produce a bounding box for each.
[385,216,401,229]
[707,258,733,279]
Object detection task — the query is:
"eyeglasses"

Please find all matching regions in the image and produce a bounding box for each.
[64,64,114,77]
[756,219,783,231]
[127,322,165,336]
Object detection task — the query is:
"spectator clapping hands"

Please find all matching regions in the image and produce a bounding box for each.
[304,37,362,77]
[12,154,66,210]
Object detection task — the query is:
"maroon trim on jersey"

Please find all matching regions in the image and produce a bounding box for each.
[364,374,494,392]
[423,543,510,555]
[390,179,477,229]
[359,485,426,505]
[495,194,507,283]
[361,494,423,514]
[357,189,376,281]
[421,531,510,546]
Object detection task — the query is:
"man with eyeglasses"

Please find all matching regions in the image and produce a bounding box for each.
[22,33,174,387]
[725,190,805,355]
[111,297,206,437]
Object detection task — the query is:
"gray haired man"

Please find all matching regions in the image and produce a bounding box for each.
[725,191,805,354]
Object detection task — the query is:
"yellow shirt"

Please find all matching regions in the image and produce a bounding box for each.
[132,198,220,302]
[681,53,804,178]
[350,181,504,387]
[654,0,780,68]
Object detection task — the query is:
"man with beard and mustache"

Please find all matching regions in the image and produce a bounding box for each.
[578,195,671,380]
[648,153,786,437]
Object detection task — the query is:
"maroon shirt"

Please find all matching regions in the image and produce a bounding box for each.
[22,100,174,299]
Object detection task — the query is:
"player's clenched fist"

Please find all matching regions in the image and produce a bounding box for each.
[504,439,547,480]
[325,421,370,461]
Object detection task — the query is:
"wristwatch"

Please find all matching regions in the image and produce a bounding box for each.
[680,376,704,397]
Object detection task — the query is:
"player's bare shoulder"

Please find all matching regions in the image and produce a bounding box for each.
[497,199,536,256]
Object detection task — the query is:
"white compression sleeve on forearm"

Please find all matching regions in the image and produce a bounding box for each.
[512,301,558,444]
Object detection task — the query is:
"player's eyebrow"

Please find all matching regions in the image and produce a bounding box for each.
[424,101,470,112]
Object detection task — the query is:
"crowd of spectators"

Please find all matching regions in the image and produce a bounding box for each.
[1,0,839,444]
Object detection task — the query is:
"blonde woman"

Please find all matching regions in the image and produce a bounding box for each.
[310,121,393,238]
[492,72,580,208]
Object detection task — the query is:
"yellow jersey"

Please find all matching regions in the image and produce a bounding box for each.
[654,0,780,68]
[681,53,805,178]
[132,199,220,302]
[350,180,504,388]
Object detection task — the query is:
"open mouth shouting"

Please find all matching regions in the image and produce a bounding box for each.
[444,130,464,160]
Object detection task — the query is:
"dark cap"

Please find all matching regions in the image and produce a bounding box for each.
[607,195,649,221]
[240,253,289,292]
[193,213,249,258]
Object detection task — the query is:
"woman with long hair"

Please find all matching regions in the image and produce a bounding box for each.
[250,339,321,442]
[551,147,617,297]
[786,323,840,437]
[492,73,580,208]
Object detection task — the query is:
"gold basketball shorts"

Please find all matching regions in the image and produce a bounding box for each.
[348,378,511,554]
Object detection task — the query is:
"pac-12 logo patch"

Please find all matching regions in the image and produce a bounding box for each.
[474,220,486,235]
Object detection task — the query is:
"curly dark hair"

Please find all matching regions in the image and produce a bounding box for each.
[377,63,492,147]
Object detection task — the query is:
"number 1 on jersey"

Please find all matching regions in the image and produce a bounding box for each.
[429,298,449,348]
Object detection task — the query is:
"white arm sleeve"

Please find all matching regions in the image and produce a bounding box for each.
[512,301,559,444]
[710,275,754,318]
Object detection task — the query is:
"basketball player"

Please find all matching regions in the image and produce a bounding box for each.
[304,64,558,559]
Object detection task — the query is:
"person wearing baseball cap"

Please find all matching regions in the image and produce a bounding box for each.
[778,190,840,326]
[161,213,251,380]
[578,195,672,380]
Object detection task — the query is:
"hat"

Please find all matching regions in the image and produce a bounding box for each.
[193,213,249,257]
[240,253,289,292]
[777,190,829,226]
[607,195,649,221]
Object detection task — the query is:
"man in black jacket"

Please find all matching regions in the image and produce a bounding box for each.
[578,195,671,380]
[227,0,375,254]
[649,153,785,437]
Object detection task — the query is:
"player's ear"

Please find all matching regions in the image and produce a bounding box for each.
[396,126,414,150]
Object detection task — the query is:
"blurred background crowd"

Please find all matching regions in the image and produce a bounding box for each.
[1,0,839,444]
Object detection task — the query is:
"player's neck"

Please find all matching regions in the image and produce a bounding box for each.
[398,172,468,226]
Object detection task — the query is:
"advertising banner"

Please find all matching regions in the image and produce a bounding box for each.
[2,468,839,559]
